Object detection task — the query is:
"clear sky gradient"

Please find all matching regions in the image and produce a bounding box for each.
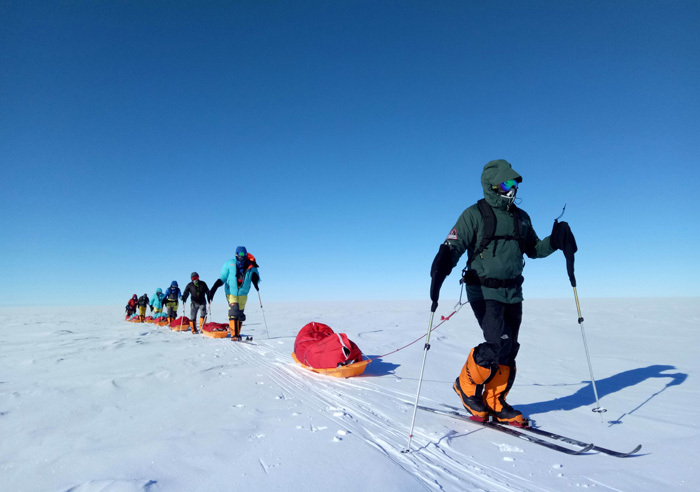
[2,1,698,306]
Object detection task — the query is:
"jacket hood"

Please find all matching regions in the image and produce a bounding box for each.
[481,159,522,208]
[170,281,178,287]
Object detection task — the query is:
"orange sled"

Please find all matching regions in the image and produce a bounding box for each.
[202,322,229,339]
[291,352,370,378]
[170,317,191,331]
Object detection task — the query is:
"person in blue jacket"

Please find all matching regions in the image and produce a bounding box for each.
[162,281,182,323]
[149,288,165,314]
[210,246,260,341]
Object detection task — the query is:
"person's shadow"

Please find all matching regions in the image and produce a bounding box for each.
[517,364,687,425]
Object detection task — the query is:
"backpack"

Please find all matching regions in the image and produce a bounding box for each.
[167,288,178,301]
[236,253,258,286]
[461,200,536,288]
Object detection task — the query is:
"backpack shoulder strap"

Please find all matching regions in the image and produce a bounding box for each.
[510,204,523,236]
[467,199,496,267]
[510,205,537,257]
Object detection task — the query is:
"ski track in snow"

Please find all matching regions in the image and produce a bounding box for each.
[220,337,566,492]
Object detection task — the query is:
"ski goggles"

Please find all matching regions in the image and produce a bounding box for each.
[236,252,246,260]
[494,179,518,193]
[191,275,199,280]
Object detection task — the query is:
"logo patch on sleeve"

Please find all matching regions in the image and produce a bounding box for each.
[446,228,458,240]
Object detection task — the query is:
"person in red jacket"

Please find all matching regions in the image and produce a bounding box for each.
[125,294,138,317]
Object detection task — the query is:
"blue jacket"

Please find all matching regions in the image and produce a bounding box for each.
[150,292,165,310]
[163,286,182,302]
[220,258,260,297]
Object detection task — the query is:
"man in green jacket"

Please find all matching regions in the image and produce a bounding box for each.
[430,159,576,426]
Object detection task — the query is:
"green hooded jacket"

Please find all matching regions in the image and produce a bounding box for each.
[444,160,555,303]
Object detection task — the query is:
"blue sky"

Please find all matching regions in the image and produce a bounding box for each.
[2,1,698,306]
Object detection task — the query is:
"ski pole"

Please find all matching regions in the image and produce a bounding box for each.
[180,299,185,331]
[402,309,436,454]
[203,301,210,325]
[573,287,606,415]
[551,210,605,415]
[197,303,206,334]
[256,289,270,339]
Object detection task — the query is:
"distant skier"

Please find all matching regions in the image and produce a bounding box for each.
[149,288,165,315]
[125,294,138,317]
[210,246,260,341]
[137,293,150,322]
[163,281,182,324]
[429,159,576,426]
[182,272,210,334]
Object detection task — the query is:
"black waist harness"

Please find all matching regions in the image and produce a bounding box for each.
[463,269,524,289]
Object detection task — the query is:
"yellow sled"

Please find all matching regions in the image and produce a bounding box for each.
[291,352,370,378]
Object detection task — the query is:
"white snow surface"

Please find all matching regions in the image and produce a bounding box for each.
[1,298,698,492]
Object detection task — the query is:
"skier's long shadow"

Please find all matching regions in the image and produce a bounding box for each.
[362,356,401,377]
[518,364,687,422]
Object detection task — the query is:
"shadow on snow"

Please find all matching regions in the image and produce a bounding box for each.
[361,356,401,377]
[518,364,687,424]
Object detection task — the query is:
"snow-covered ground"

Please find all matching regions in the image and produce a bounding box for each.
[1,297,697,492]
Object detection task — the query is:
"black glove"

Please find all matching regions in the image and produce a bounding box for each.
[251,272,260,291]
[429,244,454,312]
[550,220,576,251]
[550,220,578,287]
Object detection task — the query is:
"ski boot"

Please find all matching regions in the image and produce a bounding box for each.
[484,364,528,427]
[454,348,496,419]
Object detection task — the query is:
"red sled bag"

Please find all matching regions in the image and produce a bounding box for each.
[170,316,191,331]
[294,322,363,369]
[202,322,229,338]
[202,322,229,333]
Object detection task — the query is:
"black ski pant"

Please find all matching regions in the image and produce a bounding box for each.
[228,303,246,321]
[470,299,522,368]
[190,302,207,324]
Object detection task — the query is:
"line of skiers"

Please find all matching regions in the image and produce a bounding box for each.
[124,246,261,341]
[125,159,579,425]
